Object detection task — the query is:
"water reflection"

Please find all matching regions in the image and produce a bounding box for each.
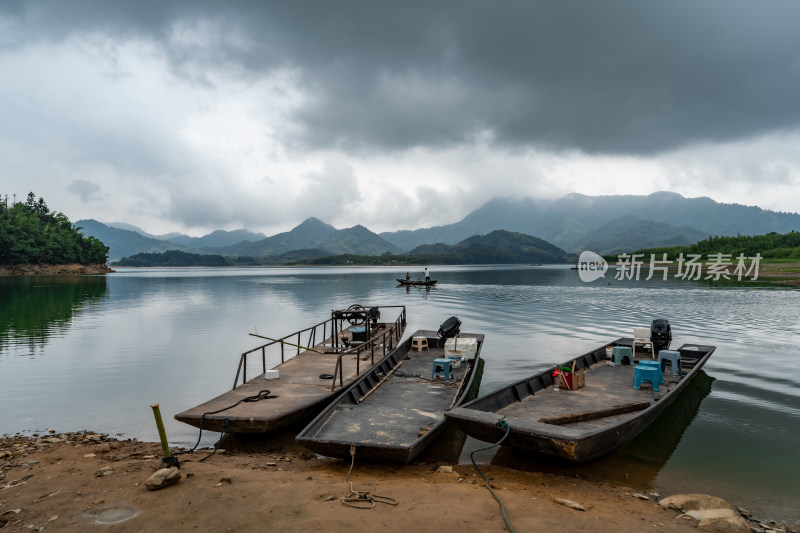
[0,276,107,356]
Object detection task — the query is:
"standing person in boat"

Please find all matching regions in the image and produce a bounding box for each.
[424,267,431,282]
[405,272,411,281]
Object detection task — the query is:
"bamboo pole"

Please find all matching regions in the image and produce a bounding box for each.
[150,404,171,459]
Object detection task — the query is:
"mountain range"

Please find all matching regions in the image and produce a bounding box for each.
[379,191,800,253]
[76,191,800,262]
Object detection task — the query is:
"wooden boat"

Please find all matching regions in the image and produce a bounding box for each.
[174,304,407,434]
[296,330,485,463]
[444,338,715,463]
[396,278,437,286]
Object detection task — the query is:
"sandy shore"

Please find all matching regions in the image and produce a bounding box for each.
[2,432,794,533]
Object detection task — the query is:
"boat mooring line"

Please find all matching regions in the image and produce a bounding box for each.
[470,417,516,533]
[341,445,398,509]
[178,389,278,464]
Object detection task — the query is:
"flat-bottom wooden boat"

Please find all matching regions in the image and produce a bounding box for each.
[445,338,715,463]
[175,305,406,434]
[396,278,437,286]
[296,330,484,463]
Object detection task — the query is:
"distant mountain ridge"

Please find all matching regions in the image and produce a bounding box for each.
[107,222,267,248]
[78,191,800,261]
[76,220,191,260]
[380,191,800,253]
[408,230,571,264]
[77,217,401,261]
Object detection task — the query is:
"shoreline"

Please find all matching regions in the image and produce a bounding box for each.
[2,432,794,532]
[0,263,114,276]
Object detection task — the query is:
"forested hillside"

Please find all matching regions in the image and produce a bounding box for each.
[633,231,800,260]
[0,193,108,265]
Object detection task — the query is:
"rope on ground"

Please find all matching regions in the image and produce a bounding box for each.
[470,416,516,533]
[341,445,398,509]
[177,389,277,463]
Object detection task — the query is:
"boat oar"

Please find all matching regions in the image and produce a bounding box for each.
[249,333,324,354]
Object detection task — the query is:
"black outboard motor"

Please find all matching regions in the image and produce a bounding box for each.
[368,307,380,326]
[437,316,462,340]
[651,319,672,354]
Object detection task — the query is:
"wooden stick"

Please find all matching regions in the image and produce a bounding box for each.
[447,376,468,410]
[249,333,324,353]
[538,402,651,426]
[358,360,405,403]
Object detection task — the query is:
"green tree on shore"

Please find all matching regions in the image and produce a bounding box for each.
[0,192,109,265]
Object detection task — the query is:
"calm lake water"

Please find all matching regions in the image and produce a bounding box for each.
[1,266,798,520]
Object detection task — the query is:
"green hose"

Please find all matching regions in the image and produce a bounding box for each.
[470,417,516,533]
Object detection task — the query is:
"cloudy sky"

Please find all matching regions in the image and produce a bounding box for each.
[2,1,800,236]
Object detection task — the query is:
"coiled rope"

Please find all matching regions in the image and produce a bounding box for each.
[470,417,516,533]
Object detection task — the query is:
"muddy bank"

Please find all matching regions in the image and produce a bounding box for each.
[0,263,114,276]
[1,432,795,532]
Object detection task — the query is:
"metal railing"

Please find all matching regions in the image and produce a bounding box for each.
[329,308,406,391]
[232,305,406,390]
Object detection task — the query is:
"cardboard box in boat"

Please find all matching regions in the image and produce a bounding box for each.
[445,337,478,361]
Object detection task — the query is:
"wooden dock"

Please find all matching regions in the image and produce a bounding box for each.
[175,305,406,434]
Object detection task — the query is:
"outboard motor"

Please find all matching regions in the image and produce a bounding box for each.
[437,316,462,340]
[651,319,672,354]
[368,307,381,326]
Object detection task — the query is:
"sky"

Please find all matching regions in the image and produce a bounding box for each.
[2,1,800,237]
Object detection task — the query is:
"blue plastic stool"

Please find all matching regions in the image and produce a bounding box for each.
[612,346,632,365]
[637,360,664,384]
[658,350,682,376]
[431,358,453,380]
[633,366,660,391]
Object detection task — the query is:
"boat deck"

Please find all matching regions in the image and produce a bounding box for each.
[175,327,398,433]
[499,363,675,432]
[309,344,470,448]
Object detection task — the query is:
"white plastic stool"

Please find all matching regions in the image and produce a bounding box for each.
[411,337,428,351]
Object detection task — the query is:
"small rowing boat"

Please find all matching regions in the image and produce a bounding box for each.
[396,278,437,286]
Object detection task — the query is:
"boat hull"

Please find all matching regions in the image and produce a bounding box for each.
[396,278,437,286]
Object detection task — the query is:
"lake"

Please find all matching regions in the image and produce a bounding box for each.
[1,265,798,520]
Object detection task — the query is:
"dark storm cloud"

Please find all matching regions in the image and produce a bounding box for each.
[5,0,800,155]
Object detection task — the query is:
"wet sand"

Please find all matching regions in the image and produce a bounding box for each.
[2,431,794,533]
